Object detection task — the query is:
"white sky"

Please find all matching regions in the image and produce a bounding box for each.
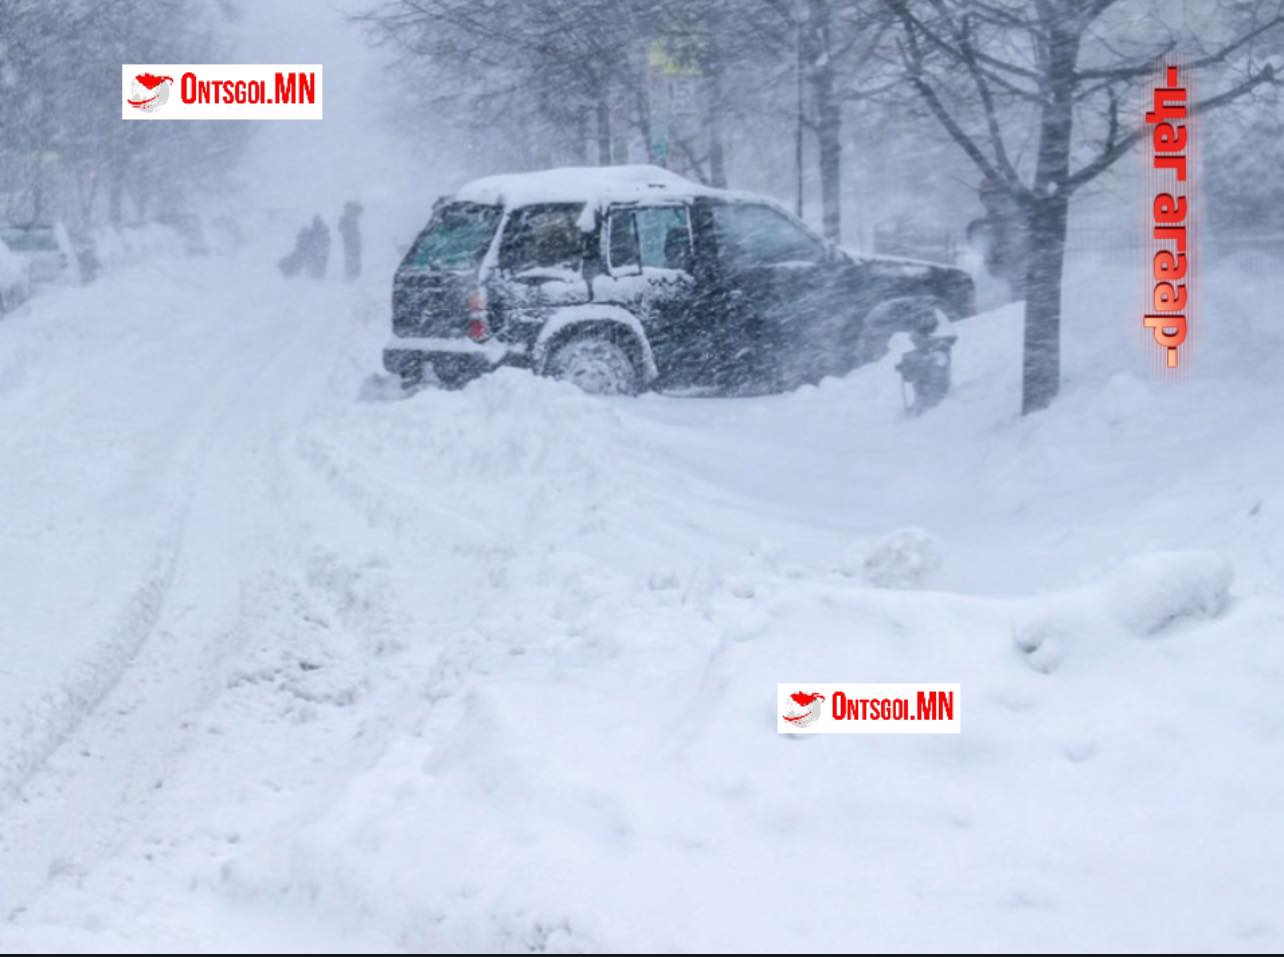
[229,0,441,249]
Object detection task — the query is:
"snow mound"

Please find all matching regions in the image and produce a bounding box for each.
[1012,550,1235,674]
[376,368,632,494]
[861,526,943,588]
[1106,550,1234,636]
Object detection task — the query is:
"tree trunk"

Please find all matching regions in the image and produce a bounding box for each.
[109,169,123,226]
[31,167,45,224]
[806,0,841,241]
[595,93,612,166]
[574,106,590,165]
[1020,22,1080,414]
[1020,195,1068,414]
[815,87,841,241]
[708,79,727,187]
[706,36,727,188]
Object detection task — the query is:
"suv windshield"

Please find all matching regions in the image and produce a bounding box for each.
[405,202,501,271]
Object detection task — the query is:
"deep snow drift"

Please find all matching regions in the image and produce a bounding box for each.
[0,242,1281,952]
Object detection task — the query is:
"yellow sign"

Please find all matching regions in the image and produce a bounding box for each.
[647,37,703,77]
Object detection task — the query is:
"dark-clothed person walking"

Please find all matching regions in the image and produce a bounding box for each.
[338,201,363,281]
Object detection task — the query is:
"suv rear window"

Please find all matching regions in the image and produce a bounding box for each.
[499,204,584,272]
[405,202,501,271]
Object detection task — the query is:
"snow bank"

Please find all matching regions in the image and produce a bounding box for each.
[1,253,1283,951]
[153,311,1281,949]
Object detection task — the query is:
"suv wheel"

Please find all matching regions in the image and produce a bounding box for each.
[546,336,640,396]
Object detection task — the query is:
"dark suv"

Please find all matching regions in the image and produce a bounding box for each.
[383,166,975,394]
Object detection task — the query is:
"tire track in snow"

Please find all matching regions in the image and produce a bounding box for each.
[0,265,361,918]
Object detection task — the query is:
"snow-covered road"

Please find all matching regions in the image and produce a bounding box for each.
[0,262,367,915]
[1,250,1282,951]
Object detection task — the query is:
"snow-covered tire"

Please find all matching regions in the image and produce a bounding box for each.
[545,335,641,396]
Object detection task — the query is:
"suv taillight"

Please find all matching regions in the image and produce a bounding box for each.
[465,287,490,341]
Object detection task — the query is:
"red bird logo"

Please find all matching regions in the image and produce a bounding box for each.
[782,691,826,729]
[127,73,174,112]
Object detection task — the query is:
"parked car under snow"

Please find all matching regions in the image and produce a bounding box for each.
[383,165,975,395]
[0,223,97,287]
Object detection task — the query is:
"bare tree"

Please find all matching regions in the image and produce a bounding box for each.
[887,0,1282,413]
[735,0,899,241]
[0,0,247,227]
[359,0,648,167]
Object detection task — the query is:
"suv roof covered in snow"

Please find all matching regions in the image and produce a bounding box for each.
[452,165,728,212]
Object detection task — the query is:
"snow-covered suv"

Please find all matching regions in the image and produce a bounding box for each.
[383,166,975,394]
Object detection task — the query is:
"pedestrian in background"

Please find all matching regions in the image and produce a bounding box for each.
[277,223,308,278]
[338,200,363,281]
[305,215,330,279]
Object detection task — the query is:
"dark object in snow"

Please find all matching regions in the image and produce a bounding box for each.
[895,305,957,416]
[279,216,330,280]
[1,222,91,286]
[339,201,363,281]
[382,165,976,395]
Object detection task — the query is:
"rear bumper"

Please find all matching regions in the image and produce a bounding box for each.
[381,335,527,376]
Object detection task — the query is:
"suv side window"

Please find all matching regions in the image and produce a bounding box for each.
[637,206,692,271]
[608,207,641,273]
[608,205,693,273]
[711,202,824,266]
[499,203,584,272]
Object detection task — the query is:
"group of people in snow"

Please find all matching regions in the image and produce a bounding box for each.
[278,201,363,281]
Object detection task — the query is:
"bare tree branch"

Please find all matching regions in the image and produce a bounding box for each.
[1065,64,1277,191]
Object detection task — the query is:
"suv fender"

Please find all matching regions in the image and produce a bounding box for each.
[532,304,658,383]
